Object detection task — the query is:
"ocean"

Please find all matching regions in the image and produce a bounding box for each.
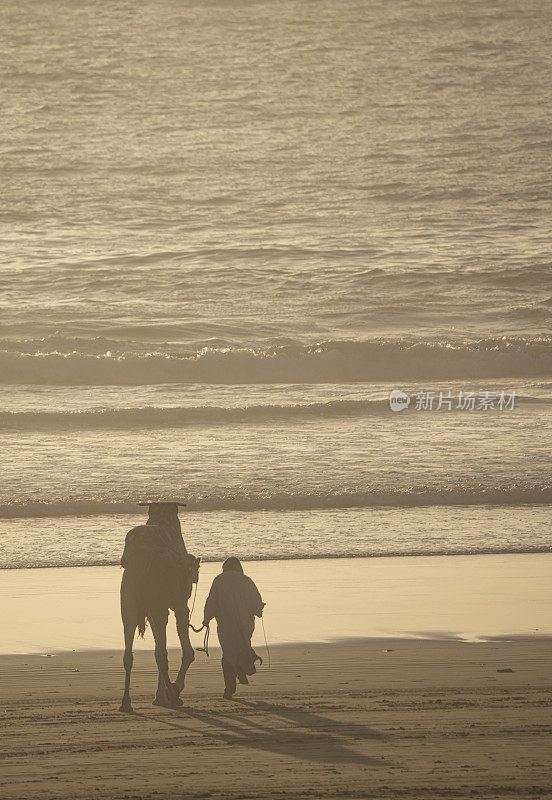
[1,0,550,569]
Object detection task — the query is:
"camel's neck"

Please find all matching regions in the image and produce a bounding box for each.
[146,518,188,554]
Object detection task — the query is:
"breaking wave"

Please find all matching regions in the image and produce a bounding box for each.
[0,336,550,385]
[0,398,390,430]
[1,484,550,519]
[1,394,548,430]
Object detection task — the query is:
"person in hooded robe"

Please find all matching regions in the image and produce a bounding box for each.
[203,557,265,699]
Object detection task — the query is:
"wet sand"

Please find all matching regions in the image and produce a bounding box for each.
[2,553,552,653]
[1,637,551,800]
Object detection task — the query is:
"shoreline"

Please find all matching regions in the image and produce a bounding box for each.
[2,543,552,571]
[2,552,551,655]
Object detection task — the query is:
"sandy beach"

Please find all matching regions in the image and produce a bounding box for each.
[1,554,551,799]
[1,637,551,800]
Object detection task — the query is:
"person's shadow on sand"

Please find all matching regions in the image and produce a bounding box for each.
[235,698,385,742]
[138,699,390,768]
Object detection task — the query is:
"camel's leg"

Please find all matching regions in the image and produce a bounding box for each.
[173,607,195,696]
[150,613,181,708]
[154,662,172,707]
[154,668,166,705]
[119,619,136,713]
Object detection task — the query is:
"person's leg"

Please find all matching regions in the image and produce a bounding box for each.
[222,657,237,699]
[237,642,256,684]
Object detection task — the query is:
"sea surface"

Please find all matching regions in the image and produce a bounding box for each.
[0,0,550,569]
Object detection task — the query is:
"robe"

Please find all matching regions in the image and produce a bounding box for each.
[203,571,264,676]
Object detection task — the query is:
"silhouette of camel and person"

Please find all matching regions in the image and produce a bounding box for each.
[119,501,265,712]
[118,502,387,769]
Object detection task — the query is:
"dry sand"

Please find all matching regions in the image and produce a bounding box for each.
[1,637,551,800]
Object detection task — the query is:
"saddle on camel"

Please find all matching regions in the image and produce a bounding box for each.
[119,501,200,713]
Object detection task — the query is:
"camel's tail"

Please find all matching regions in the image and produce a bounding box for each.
[137,611,147,638]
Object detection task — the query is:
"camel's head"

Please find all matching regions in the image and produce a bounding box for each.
[189,555,201,584]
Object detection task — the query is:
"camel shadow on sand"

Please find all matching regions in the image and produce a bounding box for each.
[137,697,390,768]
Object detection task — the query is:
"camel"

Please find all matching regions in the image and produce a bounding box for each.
[119,502,200,713]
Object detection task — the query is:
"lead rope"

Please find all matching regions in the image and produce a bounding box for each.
[188,574,210,656]
[189,622,209,656]
[189,581,198,619]
[261,616,271,669]
[198,624,209,656]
